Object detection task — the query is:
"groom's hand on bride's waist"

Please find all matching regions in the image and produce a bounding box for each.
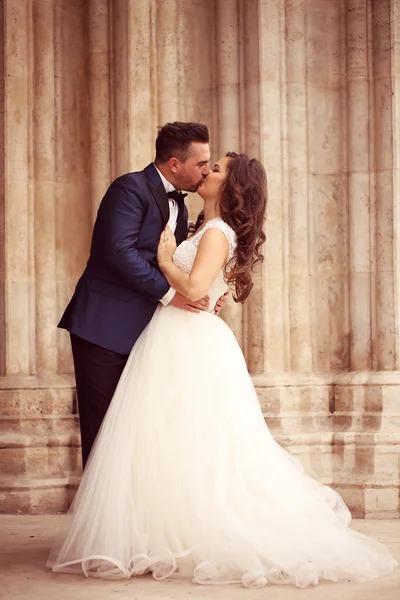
[214,291,229,316]
[169,292,210,313]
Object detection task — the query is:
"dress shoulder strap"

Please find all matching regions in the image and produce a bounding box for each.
[195,218,237,261]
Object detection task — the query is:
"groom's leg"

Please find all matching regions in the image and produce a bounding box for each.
[70,333,129,468]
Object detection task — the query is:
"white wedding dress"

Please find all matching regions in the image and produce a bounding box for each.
[48,218,397,588]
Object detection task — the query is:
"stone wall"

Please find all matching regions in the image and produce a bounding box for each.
[0,0,399,517]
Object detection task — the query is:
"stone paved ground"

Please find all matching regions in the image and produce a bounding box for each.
[0,516,399,600]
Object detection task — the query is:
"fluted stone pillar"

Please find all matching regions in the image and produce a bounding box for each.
[214,0,244,346]
[0,0,87,513]
[333,0,400,518]
[3,0,32,377]
[88,0,111,218]
[33,0,58,375]
[253,0,400,517]
[240,0,265,374]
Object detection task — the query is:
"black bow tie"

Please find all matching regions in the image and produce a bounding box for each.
[167,190,187,204]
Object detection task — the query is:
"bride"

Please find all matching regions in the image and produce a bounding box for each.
[47,152,397,588]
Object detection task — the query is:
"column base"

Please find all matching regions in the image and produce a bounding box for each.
[0,375,81,514]
[1,372,399,516]
[254,371,400,518]
[332,372,400,517]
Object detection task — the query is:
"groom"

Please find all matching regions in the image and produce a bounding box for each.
[59,122,225,468]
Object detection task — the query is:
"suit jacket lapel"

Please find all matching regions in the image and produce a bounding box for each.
[144,163,170,225]
[143,163,188,242]
[147,180,170,225]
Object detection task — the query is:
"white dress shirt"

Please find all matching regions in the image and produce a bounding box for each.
[154,165,178,306]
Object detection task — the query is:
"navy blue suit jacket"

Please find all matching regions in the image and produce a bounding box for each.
[58,164,189,354]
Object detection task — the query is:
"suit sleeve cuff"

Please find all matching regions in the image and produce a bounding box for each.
[160,287,176,306]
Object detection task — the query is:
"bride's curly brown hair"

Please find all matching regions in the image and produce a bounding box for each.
[191,152,267,303]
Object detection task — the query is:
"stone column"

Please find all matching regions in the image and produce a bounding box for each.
[3,0,32,377]
[375,0,397,372]
[156,0,179,125]
[240,0,265,374]
[346,0,373,372]
[110,0,159,175]
[0,0,91,514]
[333,0,400,518]
[252,0,341,485]
[257,0,288,375]
[33,0,58,375]
[88,0,111,218]
[285,0,314,375]
[215,0,243,347]
[0,0,4,377]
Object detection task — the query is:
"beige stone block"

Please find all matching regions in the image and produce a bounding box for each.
[23,444,81,479]
[375,168,395,268]
[88,0,109,50]
[300,448,333,484]
[56,325,74,375]
[4,1,30,183]
[243,276,264,374]
[306,0,342,89]
[349,173,371,273]
[257,383,331,415]
[265,412,333,437]
[55,181,92,278]
[346,0,369,81]
[0,480,78,515]
[263,173,284,271]
[287,117,308,176]
[381,385,400,413]
[263,277,286,372]
[334,385,353,412]
[374,78,394,171]
[258,0,281,82]
[311,174,348,273]
[5,280,30,375]
[287,169,309,246]
[365,488,399,517]
[259,86,284,165]
[285,0,306,83]
[349,275,372,369]
[330,276,350,370]
[0,388,75,418]
[311,274,331,372]
[308,88,344,174]
[334,486,366,517]
[347,81,370,171]
[5,179,30,279]
[288,275,312,371]
[304,385,332,412]
[88,29,111,216]
[376,271,397,371]
[373,452,400,481]
[0,416,78,437]
[372,0,392,80]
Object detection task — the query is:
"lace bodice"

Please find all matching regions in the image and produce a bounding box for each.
[173,218,237,313]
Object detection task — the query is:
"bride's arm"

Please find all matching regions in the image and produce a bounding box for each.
[157,227,229,302]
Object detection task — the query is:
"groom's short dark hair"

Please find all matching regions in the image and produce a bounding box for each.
[155,122,209,164]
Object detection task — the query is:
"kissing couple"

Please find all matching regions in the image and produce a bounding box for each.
[48,122,397,588]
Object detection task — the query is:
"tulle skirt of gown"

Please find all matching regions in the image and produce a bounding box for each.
[47,306,397,588]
